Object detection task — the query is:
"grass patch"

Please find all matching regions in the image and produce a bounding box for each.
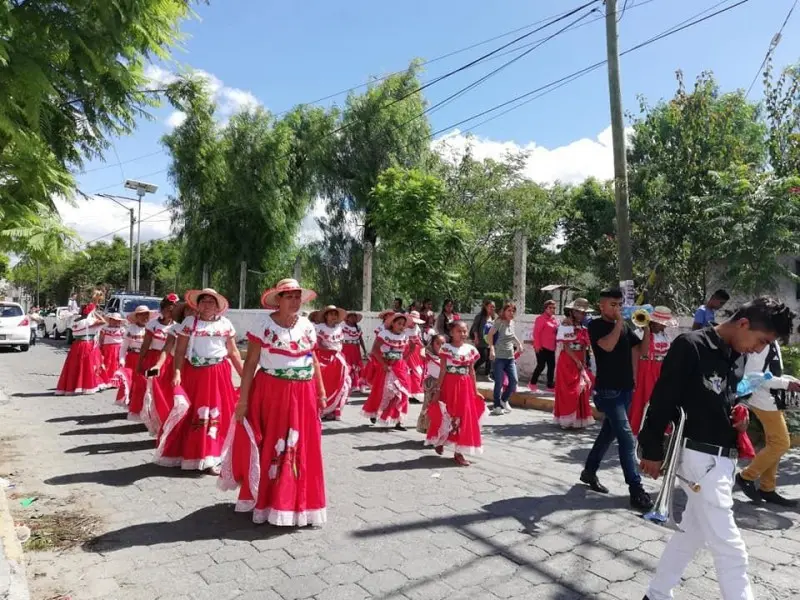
[22,512,99,552]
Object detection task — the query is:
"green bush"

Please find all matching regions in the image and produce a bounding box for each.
[780,345,800,436]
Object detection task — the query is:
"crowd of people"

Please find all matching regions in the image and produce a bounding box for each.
[48,279,800,600]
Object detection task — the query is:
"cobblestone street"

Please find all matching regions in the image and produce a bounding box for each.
[2,343,800,599]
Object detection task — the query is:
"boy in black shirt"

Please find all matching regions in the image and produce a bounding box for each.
[639,297,793,600]
[580,288,653,511]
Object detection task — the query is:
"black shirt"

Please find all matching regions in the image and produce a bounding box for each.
[638,327,744,461]
[588,318,641,390]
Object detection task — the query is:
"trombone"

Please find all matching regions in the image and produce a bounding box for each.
[636,405,700,528]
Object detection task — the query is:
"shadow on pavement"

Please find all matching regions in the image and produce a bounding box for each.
[354,439,425,452]
[65,439,155,455]
[44,462,203,487]
[321,425,371,436]
[47,412,128,425]
[11,390,58,398]
[84,503,294,551]
[358,455,460,472]
[59,423,148,436]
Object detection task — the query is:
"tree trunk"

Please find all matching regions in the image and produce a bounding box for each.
[513,230,528,314]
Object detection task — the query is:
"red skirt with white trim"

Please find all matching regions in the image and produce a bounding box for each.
[140,351,175,439]
[316,348,351,419]
[114,351,146,420]
[425,373,485,455]
[55,340,102,396]
[406,347,424,400]
[219,371,326,527]
[361,359,410,426]
[553,352,594,429]
[155,360,236,471]
[98,344,121,388]
[341,343,364,388]
[630,360,662,435]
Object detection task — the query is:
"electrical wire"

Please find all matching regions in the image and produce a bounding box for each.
[745,0,798,97]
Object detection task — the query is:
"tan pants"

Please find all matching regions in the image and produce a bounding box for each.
[741,406,791,493]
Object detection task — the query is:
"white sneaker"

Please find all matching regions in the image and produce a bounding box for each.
[490,407,505,416]
[502,401,512,413]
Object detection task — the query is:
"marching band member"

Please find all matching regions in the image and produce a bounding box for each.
[157,289,242,473]
[312,305,352,421]
[220,278,327,527]
[341,311,368,392]
[417,334,445,434]
[361,312,415,430]
[55,305,106,396]
[736,337,800,507]
[98,313,125,389]
[552,298,594,429]
[629,306,677,435]
[115,305,154,418]
[639,297,793,600]
[405,311,426,403]
[425,321,485,465]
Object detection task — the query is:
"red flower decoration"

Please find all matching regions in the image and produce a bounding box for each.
[289,341,299,351]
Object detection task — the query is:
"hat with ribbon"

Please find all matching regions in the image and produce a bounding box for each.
[260,278,317,309]
[650,306,678,327]
[184,288,230,314]
[127,305,156,324]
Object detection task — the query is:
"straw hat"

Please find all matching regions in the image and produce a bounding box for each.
[127,305,155,324]
[105,312,124,322]
[405,310,425,325]
[261,278,317,309]
[377,309,393,320]
[319,305,347,323]
[650,306,678,327]
[383,311,409,326]
[185,288,230,313]
[564,298,593,313]
[346,311,363,323]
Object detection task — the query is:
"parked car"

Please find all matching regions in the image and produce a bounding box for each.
[105,294,162,319]
[0,302,32,352]
[43,307,77,341]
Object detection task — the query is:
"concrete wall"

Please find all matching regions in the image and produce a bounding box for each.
[227,309,696,377]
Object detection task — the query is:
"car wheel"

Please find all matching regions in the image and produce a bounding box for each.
[54,328,61,340]
[20,345,29,352]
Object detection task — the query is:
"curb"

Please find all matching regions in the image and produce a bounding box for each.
[476,383,604,420]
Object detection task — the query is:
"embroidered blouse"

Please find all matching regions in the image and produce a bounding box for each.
[342,324,363,345]
[247,315,317,380]
[145,318,174,352]
[440,342,479,375]
[425,353,442,380]
[557,324,590,353]
[641,331,670,362]
[376,329,408,362]
[316,322,344,352]
[177,316,235,365]
[100,325,124,346]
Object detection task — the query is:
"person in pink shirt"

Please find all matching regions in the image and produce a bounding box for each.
[529,300,559,391]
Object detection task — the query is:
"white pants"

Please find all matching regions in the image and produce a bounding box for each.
[647,449,753,600]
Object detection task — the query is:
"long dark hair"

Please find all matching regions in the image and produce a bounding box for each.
[479,299,494,319]
[441,298,455,317]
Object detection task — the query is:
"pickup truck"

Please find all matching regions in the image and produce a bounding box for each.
[43,307,77,341]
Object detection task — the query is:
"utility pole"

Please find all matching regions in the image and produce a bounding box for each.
[98,194,136,292]
[604,0,633,281]
[239,261,247,310]
[124,180,158,294]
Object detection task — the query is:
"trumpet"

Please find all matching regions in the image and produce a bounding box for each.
[631,308,651,328]
[636,405,700,528]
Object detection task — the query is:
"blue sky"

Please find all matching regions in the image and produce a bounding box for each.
[66,0,800,244]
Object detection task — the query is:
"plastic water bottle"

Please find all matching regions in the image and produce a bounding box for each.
[736,372,773,397]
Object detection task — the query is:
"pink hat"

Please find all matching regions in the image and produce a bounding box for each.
[261,278,317,309]
[184,288,230,314]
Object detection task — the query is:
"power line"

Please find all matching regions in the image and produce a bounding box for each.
[78,150,165,174]
[745,0,798,97]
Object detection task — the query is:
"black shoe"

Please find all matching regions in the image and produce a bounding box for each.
[370,418,376,425]
[580,470,608,494]
[630,488,654,512]
[759,490,798,507]
[735,473,762,502]
[394,423,407,431]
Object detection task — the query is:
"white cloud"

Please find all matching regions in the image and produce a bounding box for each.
[165,110,187,128]
[54,195,172,247]
[298,198,328,244]
[432,125,632,185]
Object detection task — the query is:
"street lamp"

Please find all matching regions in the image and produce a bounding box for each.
[98,193,136,292]
[124,179,158,294]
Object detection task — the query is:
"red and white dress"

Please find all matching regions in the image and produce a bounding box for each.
[341,324,365,390]
[552,324,594,429]
[630,331,670,435]
[406,324,425,402]
[219,315,325,526]
[155,316,236,470]
[416,352,442,433]
[425,343,485,455]
[55,316,104,395]
[98,325,124,389]
[140,320,175,438]
[361,329,411,427]
[361,324,384,388]
[315,322,351,420]
[114,323,146,419]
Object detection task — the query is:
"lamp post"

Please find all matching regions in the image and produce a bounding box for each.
[124,179,158,293]
[98,193,136,292]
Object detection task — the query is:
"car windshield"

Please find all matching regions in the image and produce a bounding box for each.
[122,298,161,313]
[0,304,23,318]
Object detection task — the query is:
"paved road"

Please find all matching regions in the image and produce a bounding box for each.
[1,343,799,600]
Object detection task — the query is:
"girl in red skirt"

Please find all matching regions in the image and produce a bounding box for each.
[552,299,595,429]
[416,333,445,434]
[157,289,243,473]
[55,305,106,396]
[341,311,368,392]
[220,278,327,527]
[312,305,352,421]
[405,311,426,404]
[136,294,179,436]
[629,306,676,435]
[361,312,416,430]
[425,321,485,466]
[98,313,125,389]
[114,305,154,419]
[361,310,391,390]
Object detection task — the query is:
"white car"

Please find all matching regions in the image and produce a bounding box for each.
[0,302,32,352]
[43,307,76,341]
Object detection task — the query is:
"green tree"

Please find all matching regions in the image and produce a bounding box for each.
[763,58,800,177]
[0,1,197,257]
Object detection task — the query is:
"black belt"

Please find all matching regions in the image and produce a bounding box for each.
[684,438,738,460]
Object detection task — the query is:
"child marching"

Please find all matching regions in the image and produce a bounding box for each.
[425,321,485,466]
[114,305,155,418]
[55,305,106,396]
[552,298,595,429]
[341,311,368,393]
[312,305,352,421]
[416,334,445,434]
[405,311,426,403]
[98,313,125,390]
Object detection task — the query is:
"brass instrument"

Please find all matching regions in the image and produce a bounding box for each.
[636,405,700,528]
[631,308,651,328]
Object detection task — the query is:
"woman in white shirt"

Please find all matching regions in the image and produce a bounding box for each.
[55,305,106,395]
[220,278,327,527]
[156,289,243,473]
